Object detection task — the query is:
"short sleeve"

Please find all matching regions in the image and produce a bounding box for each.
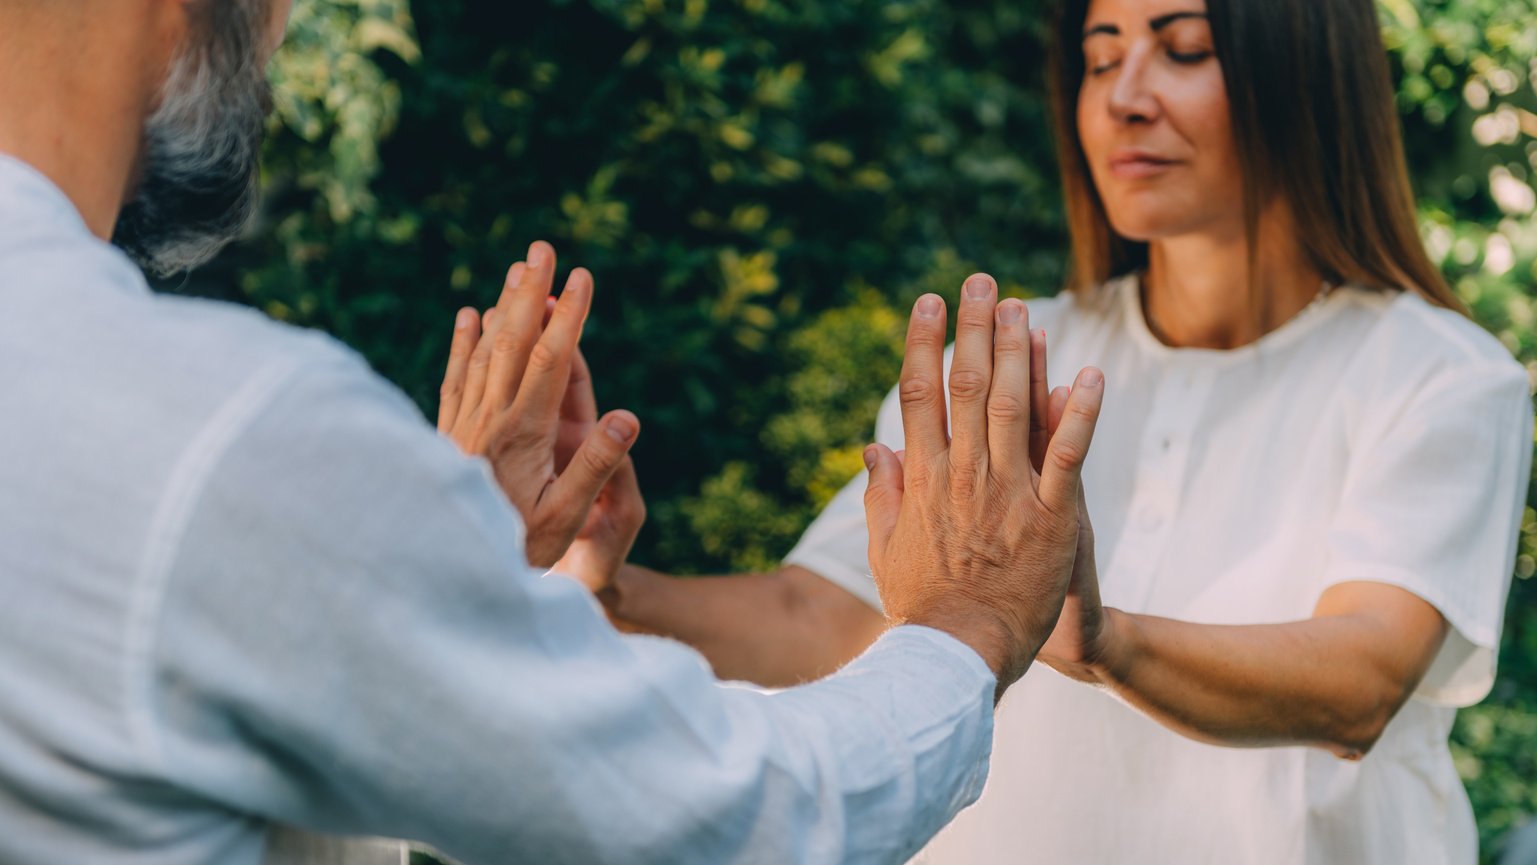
[1319,362,1533,706]
[783,468,882,610]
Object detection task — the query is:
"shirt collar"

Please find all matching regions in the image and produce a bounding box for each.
[0,151,94,240]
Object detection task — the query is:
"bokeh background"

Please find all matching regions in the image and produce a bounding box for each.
[180,0,1537,856]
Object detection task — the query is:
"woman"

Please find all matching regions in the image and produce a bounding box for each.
[443,0,1532,861]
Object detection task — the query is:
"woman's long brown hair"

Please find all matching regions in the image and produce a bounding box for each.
[1049,0,1467,315]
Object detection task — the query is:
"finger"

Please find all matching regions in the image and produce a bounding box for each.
[542,410,641,532]
[1029,328,1051,474]
[542,295,558,328]
[986,298,1032,479]
[439,307,481,432]
[1038,368,1105,516]
[456,307,501,430]
[554,346,599,473]
[508,267,594,426]
[897,294,949,467]
[484,254,554,412]
[484,262,525,340]
[862,443,904,571]
[1048,386,1071,437]
[947,274,999,473]
[528,240,559,294]
[562,345,599,425]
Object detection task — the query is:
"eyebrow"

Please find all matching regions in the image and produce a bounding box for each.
[1082,11,1208,40]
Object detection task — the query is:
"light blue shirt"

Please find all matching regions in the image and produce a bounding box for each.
[0,153,995,865]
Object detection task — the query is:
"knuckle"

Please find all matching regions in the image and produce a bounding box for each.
[907,324,945,348]
[493,327,527,355]
[439,381,462,400]
[1048,440,1086,473]
[579,441,618,477]
[993,332,1028,356]
[987,392,1028,425]
[948,463,982,497]
[947,370,989,401]
[899,375,941,407]
[526,340,563,374]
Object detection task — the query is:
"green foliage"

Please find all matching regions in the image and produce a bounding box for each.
[195,0,1537,852]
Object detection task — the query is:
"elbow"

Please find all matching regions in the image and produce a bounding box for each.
[1323,681,1411,761]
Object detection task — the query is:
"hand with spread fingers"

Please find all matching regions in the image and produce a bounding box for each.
[862,274,1105,699]
[437,241,644,572]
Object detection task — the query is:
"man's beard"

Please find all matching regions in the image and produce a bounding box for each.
[113,2,271,278]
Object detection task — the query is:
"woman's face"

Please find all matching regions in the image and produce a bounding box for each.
[1076,0,1243,241]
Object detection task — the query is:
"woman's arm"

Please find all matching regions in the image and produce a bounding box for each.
[603,563,888,688]
[1033,380,1451,761]
[1074,584,1448,759]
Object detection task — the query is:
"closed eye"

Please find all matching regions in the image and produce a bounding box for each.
[1168,49,1213,64]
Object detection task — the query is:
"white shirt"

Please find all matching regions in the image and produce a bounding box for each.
[787,274,1533,865]
[0,153,999,865]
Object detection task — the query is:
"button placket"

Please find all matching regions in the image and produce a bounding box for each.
[1115,362,1213,612]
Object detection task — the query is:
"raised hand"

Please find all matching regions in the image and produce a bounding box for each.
[437,241,641,569]
[548,343,647,594]
[862,275,1105,698]
[1028,330,1111,682]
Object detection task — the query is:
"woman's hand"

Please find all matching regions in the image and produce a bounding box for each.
[437,241,641,569]
[547,343,647,594]
[1027,329,1119,683]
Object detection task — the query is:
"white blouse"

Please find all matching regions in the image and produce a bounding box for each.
[786,273,1533,865]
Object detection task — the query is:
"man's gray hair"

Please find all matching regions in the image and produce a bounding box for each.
[113,0,272,277]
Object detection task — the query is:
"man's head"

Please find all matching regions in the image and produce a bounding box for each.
[113,0,292,277]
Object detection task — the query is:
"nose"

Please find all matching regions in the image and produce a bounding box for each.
[1107,44,1160,125]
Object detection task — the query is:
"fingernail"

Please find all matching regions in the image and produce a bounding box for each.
[604,416,638,443]
[527,243,548,269]
[997,302,1022,324]
[965,276,992,300]
[456,309,475,329]
[1032,328,1045,345]
[1081,368,1104,388]
[917,295,942,319]
[863,446,878,471]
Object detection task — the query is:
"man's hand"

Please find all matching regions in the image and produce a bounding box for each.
[437,241,641,569]
[863,275,1105,698]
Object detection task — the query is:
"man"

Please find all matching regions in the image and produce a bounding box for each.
[0,2,1105,864]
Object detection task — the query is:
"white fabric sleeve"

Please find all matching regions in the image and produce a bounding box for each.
[139,350,996,865]
[1317,361,1533,707]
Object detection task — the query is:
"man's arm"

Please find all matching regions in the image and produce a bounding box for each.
[146,351,998,865]
[602,563,886,687]
[140,260,1104,865]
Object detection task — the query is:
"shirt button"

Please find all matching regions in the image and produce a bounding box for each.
[1137,505,1165,532]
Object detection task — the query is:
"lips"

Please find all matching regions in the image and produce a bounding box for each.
[1108,149,1179,179]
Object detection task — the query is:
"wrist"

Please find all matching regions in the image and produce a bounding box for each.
[1088,607,1138,687]
[907,607,1031,700]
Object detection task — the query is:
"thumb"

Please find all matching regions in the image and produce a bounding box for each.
[544,410,640,524]
[863,443,904,568]
[1037,368,1104,516]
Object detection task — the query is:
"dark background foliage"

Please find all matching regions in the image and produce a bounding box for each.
[173,0,1537,855]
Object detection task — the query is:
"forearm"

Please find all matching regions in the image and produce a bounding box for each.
[1089,608,1430,758]
[604,564,887,688]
